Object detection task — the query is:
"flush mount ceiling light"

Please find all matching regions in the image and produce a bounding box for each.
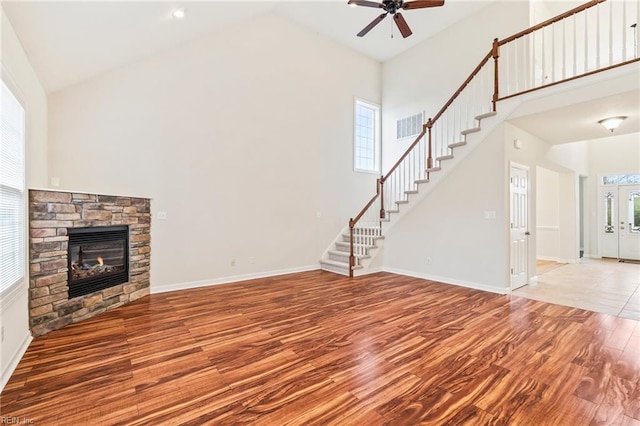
[598,116,627,132]
[171,8,186,19]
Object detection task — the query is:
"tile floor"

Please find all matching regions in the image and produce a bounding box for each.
[512,257,640,320]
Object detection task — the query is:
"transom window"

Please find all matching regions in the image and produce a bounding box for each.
[354,99,380,174]
[602,174,640,185]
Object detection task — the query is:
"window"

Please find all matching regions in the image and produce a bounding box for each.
[602,174,640,185]
[1,80,25,295]
[354,99,380,173]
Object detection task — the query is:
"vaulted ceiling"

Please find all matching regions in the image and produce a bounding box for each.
[3,1,639,143]
[2,0,493,93]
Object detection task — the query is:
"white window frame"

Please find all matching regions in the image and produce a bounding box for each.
[353,98,380,174]
[1,78,26,299]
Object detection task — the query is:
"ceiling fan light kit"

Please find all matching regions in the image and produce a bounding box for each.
[348,0,445,38]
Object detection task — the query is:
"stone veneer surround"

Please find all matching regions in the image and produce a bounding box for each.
[29,189,151,336]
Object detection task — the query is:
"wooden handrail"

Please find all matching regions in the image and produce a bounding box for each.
[499,0,606,46]
[381,130,426,183]
[432,51,493,124]
[350,180,381,226]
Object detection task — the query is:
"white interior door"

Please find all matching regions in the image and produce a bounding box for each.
[618,185,640,261]
[510,164,529,290]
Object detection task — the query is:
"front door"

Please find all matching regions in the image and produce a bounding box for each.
[510,164,529,290]
[618,185,640,261]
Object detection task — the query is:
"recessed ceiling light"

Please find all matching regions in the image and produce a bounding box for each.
[171,8,186,19]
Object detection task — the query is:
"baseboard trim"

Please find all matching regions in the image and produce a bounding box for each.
[536,256,578,264]
[383,267,509,295]
[353,266,383,276]
[151,265,321,294]
[536,255,560,262]
[1,332,32,393]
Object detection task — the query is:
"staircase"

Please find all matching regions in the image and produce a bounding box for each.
[320,0,639,277]
[320,110,497,276]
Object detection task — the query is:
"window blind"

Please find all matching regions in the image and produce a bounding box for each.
[0,80,26,294]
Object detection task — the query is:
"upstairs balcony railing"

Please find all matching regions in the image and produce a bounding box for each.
[348,0,640,276]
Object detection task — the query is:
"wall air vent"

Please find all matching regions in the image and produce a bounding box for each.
[396,112,424,140]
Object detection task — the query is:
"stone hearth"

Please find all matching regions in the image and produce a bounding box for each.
[29,189,151,336]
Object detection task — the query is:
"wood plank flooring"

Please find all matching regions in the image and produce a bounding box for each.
[1,271,639,425]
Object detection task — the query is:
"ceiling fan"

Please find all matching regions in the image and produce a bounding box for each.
[348,0,445,38]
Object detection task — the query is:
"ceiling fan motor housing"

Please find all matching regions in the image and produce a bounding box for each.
[383,0,402,14]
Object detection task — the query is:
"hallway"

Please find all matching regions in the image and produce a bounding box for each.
[512,258,640,320]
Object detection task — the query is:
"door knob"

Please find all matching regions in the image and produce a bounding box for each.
[525,231,530,235]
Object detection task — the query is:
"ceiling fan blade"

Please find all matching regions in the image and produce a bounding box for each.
[348,0,384,8]
[402,0,445,10]
[357,13,387,37]
[394,13,413,38]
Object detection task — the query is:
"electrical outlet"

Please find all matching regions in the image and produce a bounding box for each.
[426,257,432,265]
[249,256,256,264]
[1,325,4,343]
[231,259,236,267]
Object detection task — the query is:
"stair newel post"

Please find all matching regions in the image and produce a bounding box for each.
[348,219,355,278]
[492,38,500,112]
[426,119,433,175]
[378,177,385,220]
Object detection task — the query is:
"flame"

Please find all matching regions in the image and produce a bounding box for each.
[96,256,104,266]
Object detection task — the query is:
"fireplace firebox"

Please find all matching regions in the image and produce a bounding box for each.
[67,225,129,299]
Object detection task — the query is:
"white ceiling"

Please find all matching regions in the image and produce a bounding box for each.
[2,0,493,94]
[3,0,639,144]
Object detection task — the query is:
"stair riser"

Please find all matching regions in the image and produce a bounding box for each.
[329,252,353,263]
[320,263,350,276]
[334,245,371,255]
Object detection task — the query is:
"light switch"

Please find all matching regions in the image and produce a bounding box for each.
[484,211,496,220]
[157,211,167,220]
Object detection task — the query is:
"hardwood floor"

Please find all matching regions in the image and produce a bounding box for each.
[2,271,639,425]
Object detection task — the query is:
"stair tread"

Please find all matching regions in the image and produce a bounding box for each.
[449,141,466,148]
[342,233,385,240]
[427,167,441,172]
[329,250,370,258]
[461,127,481,135]
[405,190,419,194]
[436,154,454,161]
[320,259,363,269]
[476,111,497,120]
[335,241,376,247]
[415,179,430,184]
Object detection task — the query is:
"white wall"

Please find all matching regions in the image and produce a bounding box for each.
[384,124,508,293]
[47,13,381,291]
[1,8,48,389]
[536,166,560,260]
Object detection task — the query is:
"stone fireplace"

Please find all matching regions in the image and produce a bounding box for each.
[29,189,151,337]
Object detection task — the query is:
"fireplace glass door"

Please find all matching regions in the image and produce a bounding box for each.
[67,225,129,298]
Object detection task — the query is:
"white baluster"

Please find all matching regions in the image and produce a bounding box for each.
[610,0,614,66]
[573,14,577,76]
